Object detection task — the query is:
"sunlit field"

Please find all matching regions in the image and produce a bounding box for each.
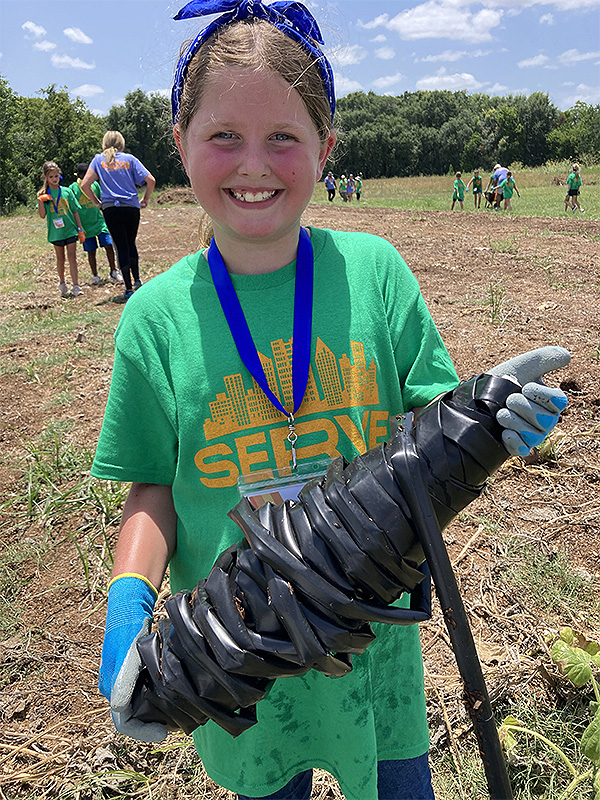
[312,162,599,220]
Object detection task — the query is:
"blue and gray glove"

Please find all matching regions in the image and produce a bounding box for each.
[487,346,570,456]
[99,573,167,742]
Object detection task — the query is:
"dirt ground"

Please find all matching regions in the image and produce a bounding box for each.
[1,196,599,798]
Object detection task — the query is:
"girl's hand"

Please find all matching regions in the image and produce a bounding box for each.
[487,347,570,456]
[99,574,167,742]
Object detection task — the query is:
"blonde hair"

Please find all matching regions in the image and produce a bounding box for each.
[102,131,126,164]
[177,20,334,247]
[572,162,580,172]
[38,160,60,196]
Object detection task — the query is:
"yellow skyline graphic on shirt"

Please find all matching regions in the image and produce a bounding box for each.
[203,337,379,440]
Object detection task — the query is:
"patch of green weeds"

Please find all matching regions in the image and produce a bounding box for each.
[499,537,599,622]
[488,235,519,254]
[487,281,506,324]
[4,423,128,593]
[0,534,44,638]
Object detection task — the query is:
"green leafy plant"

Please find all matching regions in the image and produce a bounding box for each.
[500,627,600,799]
[487,281,506,323]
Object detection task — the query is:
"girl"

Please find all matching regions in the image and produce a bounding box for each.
[37,161,85,297]
[565,163,583,213]
[80,132,156,300]
[451,171,465,210]
[466,169,482,208]
[92,2,562,798]
[498,171,519,211]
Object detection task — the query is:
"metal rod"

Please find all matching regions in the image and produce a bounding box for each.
[396,425,513,800]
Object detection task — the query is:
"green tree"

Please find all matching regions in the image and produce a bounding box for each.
[105,89,186,186]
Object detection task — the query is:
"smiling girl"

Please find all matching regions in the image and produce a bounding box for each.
[37,161,85,297]
[92,2,463,798]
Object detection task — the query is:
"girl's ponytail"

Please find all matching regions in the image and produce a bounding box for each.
[101,131,126,165]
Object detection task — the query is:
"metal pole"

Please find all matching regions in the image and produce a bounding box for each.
[396,427,513,800]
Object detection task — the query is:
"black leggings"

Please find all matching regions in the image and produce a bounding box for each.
[102,206,141,291]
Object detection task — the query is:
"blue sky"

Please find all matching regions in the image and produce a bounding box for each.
[1,0,598,117]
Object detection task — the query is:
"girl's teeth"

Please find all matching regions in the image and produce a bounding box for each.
[232,190,275,203]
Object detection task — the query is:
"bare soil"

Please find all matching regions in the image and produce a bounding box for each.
[1,199,599,799]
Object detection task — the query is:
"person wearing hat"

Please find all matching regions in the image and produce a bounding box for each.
[490,163,508,209]
[69,163,121,283]
[339,173,348,202]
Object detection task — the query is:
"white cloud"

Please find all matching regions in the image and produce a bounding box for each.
[562,83,600,106]
[517,54,551,68]
[34,41,57,52]
[416,67,485,91]
[358,14,390,30]
[488,82,509,93]
[64,27,93,45]
[330,44,368,68]
[148,88,170,98]
[71,84,104,98]
[418,48,492,63]
[375,46,396,60]
[362,2,503,43]
[539,13,554,24]
[51,53,95,70]
[22,21,46,39]
[372,72,404,90]
[334,74,363,95]
[558,48,600,66]
[418,49,467,63]
[370,34,387,43]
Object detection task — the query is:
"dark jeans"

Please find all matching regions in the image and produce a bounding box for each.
[102,205,140,291]
[237,754,435,799]
[327,189,336,201]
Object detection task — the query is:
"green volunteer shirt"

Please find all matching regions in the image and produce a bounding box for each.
[453,179,465,200]
[567,172,582,191]
[39,186,80,243]
[92,227,459,800]
[498,178,515,199]
[68,180,109,238]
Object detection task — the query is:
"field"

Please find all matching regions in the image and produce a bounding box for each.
[1,186,600,800]
[311,163,600,219]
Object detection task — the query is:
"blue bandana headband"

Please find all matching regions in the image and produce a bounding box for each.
[171,0,336,124]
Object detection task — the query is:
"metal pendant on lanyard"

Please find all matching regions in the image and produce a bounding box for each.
[207,228,313,470]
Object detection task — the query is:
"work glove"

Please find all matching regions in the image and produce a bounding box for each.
[77,229,86,243]
[38,194,51,203]
[487,346,570,456]
[99,574,167,742]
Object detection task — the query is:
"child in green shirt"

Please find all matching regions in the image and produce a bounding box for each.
[451,171,466,210]
[37,160,85,297]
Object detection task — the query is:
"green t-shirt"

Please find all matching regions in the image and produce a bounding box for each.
[567,172,582,191]
[38,186,81,243]
[68,180,109,238]
[453,179,465,199]
[472,175,482,192]
[92,227,459,800]
[498,177,515,199]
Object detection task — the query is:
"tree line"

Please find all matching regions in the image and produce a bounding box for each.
[1,74,598,214]
[331,90,599,178]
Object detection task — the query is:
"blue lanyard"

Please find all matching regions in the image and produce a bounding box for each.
[50,187,62,214]
[207,227,314,468]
